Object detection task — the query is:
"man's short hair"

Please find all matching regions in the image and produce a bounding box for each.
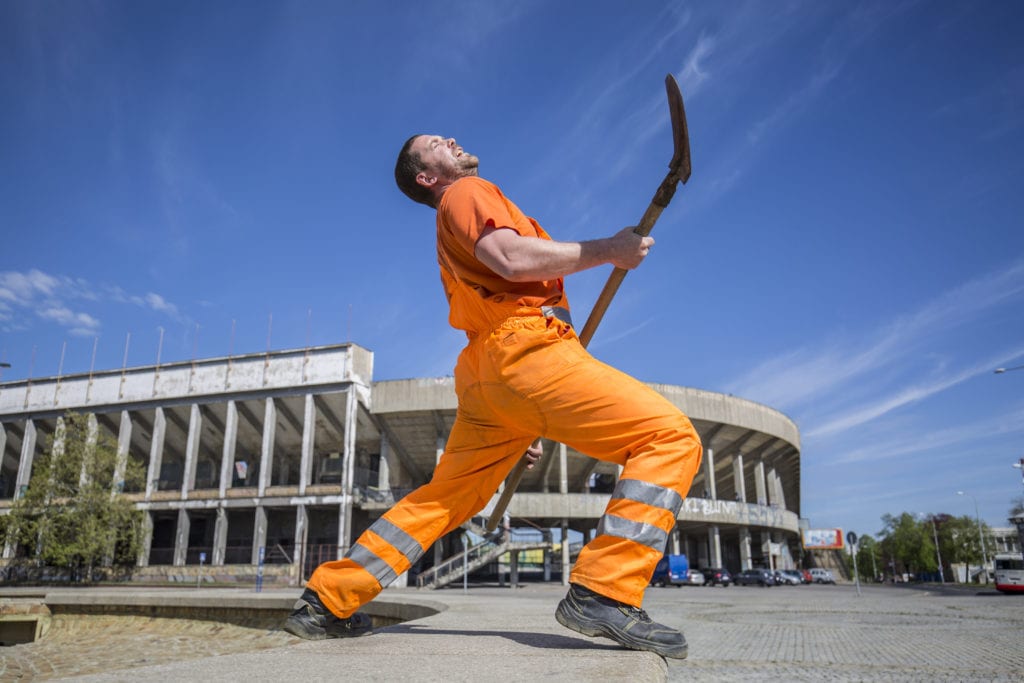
[395,135,436,208]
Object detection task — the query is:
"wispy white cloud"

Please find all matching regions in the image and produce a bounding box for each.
[728,259,1024,412]
[806,349,1024,438]
[0,269,189,336]
[676,31,716,99]
[747,61,842,145]
[37,306,101,337]
[825,401,1024,465]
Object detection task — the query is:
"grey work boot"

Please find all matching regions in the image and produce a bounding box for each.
[555,583,688,659]
[283,587,373,640]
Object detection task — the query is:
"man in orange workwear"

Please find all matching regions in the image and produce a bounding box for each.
[284,134,703,659]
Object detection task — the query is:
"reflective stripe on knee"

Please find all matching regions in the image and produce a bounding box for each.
[612,478,683,517]
[345,518,424,587]
[596,514,668,550]
[372,517,424,564]
[592,479,682,552]
[346,543,398,587]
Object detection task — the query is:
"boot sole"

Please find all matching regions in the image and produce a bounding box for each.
[555,601,688,660]
[283,617,327,640]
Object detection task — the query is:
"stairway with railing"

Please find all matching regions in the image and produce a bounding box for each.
[414,517,552,589]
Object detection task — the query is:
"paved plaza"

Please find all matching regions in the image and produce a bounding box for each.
[1,582,1021,681]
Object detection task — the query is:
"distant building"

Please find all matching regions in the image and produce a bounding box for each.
[0,343,802,584]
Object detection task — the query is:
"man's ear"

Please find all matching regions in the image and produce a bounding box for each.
[415,171,437,189]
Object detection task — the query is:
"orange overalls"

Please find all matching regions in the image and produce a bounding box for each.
[307,176,702,616]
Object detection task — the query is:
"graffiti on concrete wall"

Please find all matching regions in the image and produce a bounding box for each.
[680,498,797,531]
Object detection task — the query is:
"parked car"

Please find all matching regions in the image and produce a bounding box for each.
[777,569,804,585]
[801,569,814,584]
[700,567,733,587]
[735,568,776,586]
[684,569,705,586]
[809,568,836,584]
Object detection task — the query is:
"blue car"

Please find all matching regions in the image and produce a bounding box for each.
[650,554,690,587]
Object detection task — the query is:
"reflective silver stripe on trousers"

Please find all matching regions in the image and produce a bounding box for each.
[344,518,424,587]
[596,514,668,551]
[592,479,682,552]
[370,518,424,564]
[346,543,398,587]
[612,478,683,517]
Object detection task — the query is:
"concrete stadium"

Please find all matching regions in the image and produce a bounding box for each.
[0,343,802,587]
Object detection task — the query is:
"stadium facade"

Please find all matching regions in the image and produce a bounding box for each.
[0,343,802,585]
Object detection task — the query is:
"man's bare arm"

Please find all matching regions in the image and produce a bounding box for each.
[475,226,654,283]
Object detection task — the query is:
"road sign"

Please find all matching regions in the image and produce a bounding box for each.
[847,531,858,547]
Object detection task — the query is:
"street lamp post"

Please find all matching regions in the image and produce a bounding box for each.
[957,490,989,582]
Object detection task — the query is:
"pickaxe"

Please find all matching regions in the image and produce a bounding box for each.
[485,74,692,532]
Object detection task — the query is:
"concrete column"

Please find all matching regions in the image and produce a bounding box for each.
[138,512,154,567]
[213,506,228,566]
[146,408,166,499]
[173,507,190,566]
[561,519,570,586]
[670,527,681,555]
[435,435,444,466]
[708,525,722,568]
[732,453,746,502]
[252,506,268,565]
[740,527,752,570]
[770,468,787,509]
[182,404,201,499]
[337,504,348,559]
[703,446,716,498]
[294,504,309,581]
[378,432,391,493]
[542,530,553,581]
[299,394,315,495]
[338,389,357,554]
[219,401,238,497]
[259,398,277,495]
[114,411,132,492]
[0,423,6,496]
[14,419,36,500]
[1,422,13,558]
[81,414,98,487]
[755,458,767,506]
[559,442,570,585]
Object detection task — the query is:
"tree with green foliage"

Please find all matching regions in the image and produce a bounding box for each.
[874,510,993,583]
[847,533,882,581]
[3,412,146,582]
[878,512,934,578]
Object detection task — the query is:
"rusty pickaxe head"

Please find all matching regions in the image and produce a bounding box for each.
[665,73,691,184]
[650,74,691,209]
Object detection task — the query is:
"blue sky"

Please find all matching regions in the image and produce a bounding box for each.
[2,1,1023,539]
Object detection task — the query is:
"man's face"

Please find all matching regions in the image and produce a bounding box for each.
[412,135,479,187]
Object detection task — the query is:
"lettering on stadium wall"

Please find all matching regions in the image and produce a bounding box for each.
[680,498,792,529]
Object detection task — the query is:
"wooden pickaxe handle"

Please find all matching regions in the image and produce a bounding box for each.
[485,75,691,532]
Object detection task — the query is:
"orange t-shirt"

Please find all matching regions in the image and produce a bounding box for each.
[436,176,567,333]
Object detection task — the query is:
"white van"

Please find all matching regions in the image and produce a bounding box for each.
[809,568,835,584]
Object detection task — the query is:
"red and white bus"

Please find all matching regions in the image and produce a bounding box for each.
[994,552,1024,594]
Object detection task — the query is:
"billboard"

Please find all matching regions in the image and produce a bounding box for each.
[801,528,844,549]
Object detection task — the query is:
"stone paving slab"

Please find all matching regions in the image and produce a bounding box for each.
[1,582,1022,682]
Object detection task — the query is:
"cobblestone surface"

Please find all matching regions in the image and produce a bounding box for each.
[647,583,1024,682]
